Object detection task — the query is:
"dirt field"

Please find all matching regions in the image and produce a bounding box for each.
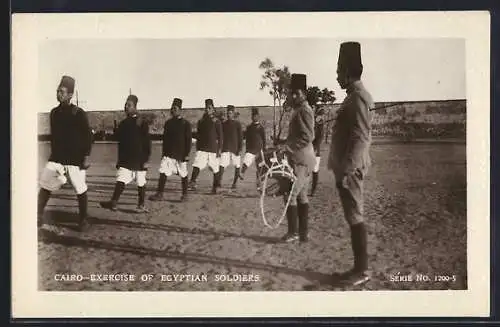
[37,140,467,291]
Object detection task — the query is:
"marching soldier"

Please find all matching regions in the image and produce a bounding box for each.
[310,105,326,196]
[237,107,266,189]
[218,105,243,189]
[38,75,92,232]
[328,41,374,286]
[280,73,316,243]
[188,99,223,194]
[149,98,192,202]
[100,94,152,213]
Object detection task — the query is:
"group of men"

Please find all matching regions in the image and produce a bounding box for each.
[37,41,374,287]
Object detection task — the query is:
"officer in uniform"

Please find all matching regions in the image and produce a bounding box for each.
[149,98,192,202]
[280,73,316,243]
[189,99,223,194]
[328,41,374,286]
[218,105,243,189]
[100,94,152,213]
[310,105,326,196]
[38,75,92,232]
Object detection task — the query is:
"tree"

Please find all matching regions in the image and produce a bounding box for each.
[259,58,291,145]
[306,86,322,107]
[320,88,336,104]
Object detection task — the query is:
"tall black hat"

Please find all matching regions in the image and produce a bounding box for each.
[290,74,307,92]
[338,41,363,74]
[127,94,138,106]
[227,105,235,112]
[172,98,182,108]
[251,107,259,115]
[205,99,214,107]
[58,75,75,93]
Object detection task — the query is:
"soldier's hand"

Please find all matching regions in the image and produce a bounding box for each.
[184,156,190,162]
[81,156,91,170]
[115,163,120,170]
[142,162,150,170]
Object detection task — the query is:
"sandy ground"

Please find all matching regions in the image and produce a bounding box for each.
[37,140,467,291]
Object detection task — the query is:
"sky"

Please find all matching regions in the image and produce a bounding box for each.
[38,38,465,112]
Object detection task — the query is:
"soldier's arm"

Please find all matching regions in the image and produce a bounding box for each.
[289,109,314,151]
[49,109,56,155]
[260,125,266,151]
[216,120,223,154]
[142,121,152,164]
[78,110,93,158]
[162,121,168,156]
[185,121,193,160]
[237,122,243,153]
[343,95,371,174]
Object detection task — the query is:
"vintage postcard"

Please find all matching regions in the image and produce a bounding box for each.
[11,11,490,318]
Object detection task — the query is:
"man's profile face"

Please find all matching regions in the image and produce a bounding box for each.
[124,99,137,116]
[337,66,349,89]
[205,105,214,117]
[171,105,181,117]
[290,89,306,108]
[227,110,235,120]
[56,86,72,103]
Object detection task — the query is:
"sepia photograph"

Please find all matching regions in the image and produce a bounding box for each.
[12,12,490,318]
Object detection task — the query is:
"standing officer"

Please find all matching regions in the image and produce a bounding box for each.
[310,105,326,196]
[149,98,192,202]
[100,94,152,213]
[218,105,243,189]
[328,41,374,286]
[188,99,223,194]
[280,73,316,243]
[38,75,92,232]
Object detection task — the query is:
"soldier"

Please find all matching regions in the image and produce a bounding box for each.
[237,107,266,189]
[218,105,243,189]
[310,105,326,196]
[38,75,92,232]
[149,98,192,202]
[188,99,223,194]
[328,41,374,286]
[280,73,316,243]
[100,94,152,213]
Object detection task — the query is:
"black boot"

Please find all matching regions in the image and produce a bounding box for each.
[298,202,309,243]
[100,181,124,211]
[310,172,319,196]
[37,188,51,227]
[211,171,219,194]
[338,223,370,286]
[149,173,166,201]
[136,186,149,213]
[77,191,89,232]
[189,167,200,190]
[281,205,299,242]
[181,177,189,201]
[232,168,240,188]
[217,166,225,188]
[239,164,248,180]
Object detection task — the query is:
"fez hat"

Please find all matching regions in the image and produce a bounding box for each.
[251,107,259,115]
[127,94,138,105]
[172,98,182,108]
[205,99,214,107]
[338,41,363,73]
[227,105,235,112]
[290,74,307,92]
[58,75,75,93]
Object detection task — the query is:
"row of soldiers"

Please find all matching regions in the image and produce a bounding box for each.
[38,41,373,287]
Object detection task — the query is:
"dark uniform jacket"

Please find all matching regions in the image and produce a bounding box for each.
[195,113,223,154]
[313,119,325,156]
[49,103,92,167]
[116,115,152,171]
[222,119,243,155]
[328,80,373,179]
[162,116,192,161]
[286,101,316,170]
[244,122,266,155]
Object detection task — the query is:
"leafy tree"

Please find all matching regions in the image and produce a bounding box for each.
[259,58,291,145]
[306,86,322,107]
[320,88,336,104]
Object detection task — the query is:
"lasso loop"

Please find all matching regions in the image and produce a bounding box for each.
[258,149,297,229]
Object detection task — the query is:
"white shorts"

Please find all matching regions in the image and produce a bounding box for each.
[159,156,188,178]
[39,161,88,195]
[242,152,257,167]
[192,151,219,173]
[116,167,147,187]
[314,156,321,173]
[220,152,241,168]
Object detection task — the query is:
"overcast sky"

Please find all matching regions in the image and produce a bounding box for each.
[38,38,465,112]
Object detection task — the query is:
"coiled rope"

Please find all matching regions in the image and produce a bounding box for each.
[258,150,297,229]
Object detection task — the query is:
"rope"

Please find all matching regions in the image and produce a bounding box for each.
[258,150,297,229]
